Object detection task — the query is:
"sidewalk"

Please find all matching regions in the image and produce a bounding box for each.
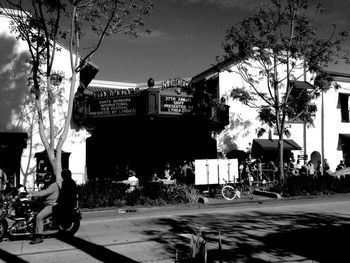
[2,193,350,263]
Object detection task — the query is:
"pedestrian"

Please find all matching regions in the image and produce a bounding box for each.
[307,160,315,177]
[316,160,323,176]
[181,161,194,185]
[268,161,277,181]
[0,167,8,192]
[126,169,139,192]
[336,160,345,171]
[256,158,263,181]
[163,162,173,180]
[295,159,302,175]
[323,159,330,174]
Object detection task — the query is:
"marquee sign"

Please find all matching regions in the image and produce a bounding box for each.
[160,96,193,114]
[92,88,140,98]
[89,95,140,117]
[161,78,189,90]
[157,78,193,115]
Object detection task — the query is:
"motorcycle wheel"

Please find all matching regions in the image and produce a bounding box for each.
[0,219,8,241]
[58,218,80,237]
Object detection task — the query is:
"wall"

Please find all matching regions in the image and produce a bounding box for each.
[214,58,349,171]
[0,13,89,187]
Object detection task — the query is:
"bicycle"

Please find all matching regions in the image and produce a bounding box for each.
[221,179,253,200]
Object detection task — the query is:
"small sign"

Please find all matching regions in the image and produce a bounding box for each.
[50,73,63,86]
[161,78,188,90]
[298,154,308,160]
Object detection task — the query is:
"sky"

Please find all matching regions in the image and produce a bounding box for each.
[90,0,350,83]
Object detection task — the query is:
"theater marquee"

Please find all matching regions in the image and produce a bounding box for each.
[88,88,142,117]
[160,96,192,114]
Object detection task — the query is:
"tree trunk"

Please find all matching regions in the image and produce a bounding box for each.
[278,136,284,180]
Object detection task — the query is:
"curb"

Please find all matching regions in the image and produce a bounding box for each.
[81,194,274,219]
[80,192,350,219]
[253,189,282,199]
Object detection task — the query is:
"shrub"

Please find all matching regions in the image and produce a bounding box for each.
[77,181,202,208]
[268,175,350,197]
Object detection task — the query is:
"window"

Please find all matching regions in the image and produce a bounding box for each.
[339,93,350,123]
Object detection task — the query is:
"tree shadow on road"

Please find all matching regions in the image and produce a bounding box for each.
[142,210,350,262]
[0,248,29,263]
[57,235,139,263]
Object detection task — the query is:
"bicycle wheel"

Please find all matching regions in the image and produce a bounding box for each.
[221,185,237,200]
[241,184,254,199]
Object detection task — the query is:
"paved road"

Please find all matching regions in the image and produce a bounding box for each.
[1,195,350,262]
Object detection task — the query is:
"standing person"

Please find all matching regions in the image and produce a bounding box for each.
[163,162,173,180]
[0,168,7,192]
[268,161,277,181]
[181,161,194,185]
[295,159,302,175]
[307,160,315,177]
[316,160,323,176]
[323,159,330,174]
[336,160,345,171]
[29,172,59,244]
[180,161,189,184]
[126,169,139,192]
[256,158,263,181]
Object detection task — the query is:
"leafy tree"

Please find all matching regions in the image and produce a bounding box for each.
[217,113,252,157]
[220,0,348,179]
[0,0,153,185]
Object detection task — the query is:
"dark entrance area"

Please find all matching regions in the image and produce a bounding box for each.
[339,134,350,167]
[34,150,71,183]
[0,132,27,186]
[74,77,229,183]
[86,117,217,183]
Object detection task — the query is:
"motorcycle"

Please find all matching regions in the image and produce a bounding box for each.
[0,186,81,241]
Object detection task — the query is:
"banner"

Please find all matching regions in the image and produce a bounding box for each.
[194,159,239,185]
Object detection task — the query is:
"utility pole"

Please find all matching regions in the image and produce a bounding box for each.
[303,63,307,165]
[321,91,325,175]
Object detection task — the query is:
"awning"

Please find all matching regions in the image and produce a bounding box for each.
[292,80,314,90]
[252,139,302,156]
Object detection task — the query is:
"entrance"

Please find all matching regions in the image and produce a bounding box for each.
[86,118,217,183]
[0,132,27,186]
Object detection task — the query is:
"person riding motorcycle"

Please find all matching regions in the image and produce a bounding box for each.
[29,172,59,244]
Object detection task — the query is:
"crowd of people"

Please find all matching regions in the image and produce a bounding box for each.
[115,160,196,192]
[238,157,344,183]
[151,161,195,185]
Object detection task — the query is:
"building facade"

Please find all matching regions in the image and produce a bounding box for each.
[0,12,89,187]
[192,60,350,172]
[73,78,228,183]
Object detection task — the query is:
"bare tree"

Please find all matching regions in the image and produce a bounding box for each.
[0,0,153,185]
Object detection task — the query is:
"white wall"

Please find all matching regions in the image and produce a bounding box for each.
[0,12,89,187]
[216,59,349,171]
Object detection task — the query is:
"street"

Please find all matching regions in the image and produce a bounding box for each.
[0,196,350,262]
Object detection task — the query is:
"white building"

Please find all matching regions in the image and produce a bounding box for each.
[192,59,350,172]
[1,9,172,187]
[2,8,349,185]
[0,12,90,187]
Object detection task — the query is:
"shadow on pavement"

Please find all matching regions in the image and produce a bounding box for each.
[0,248,29,263]
[57,236,139,263]
[142,211,350,262]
